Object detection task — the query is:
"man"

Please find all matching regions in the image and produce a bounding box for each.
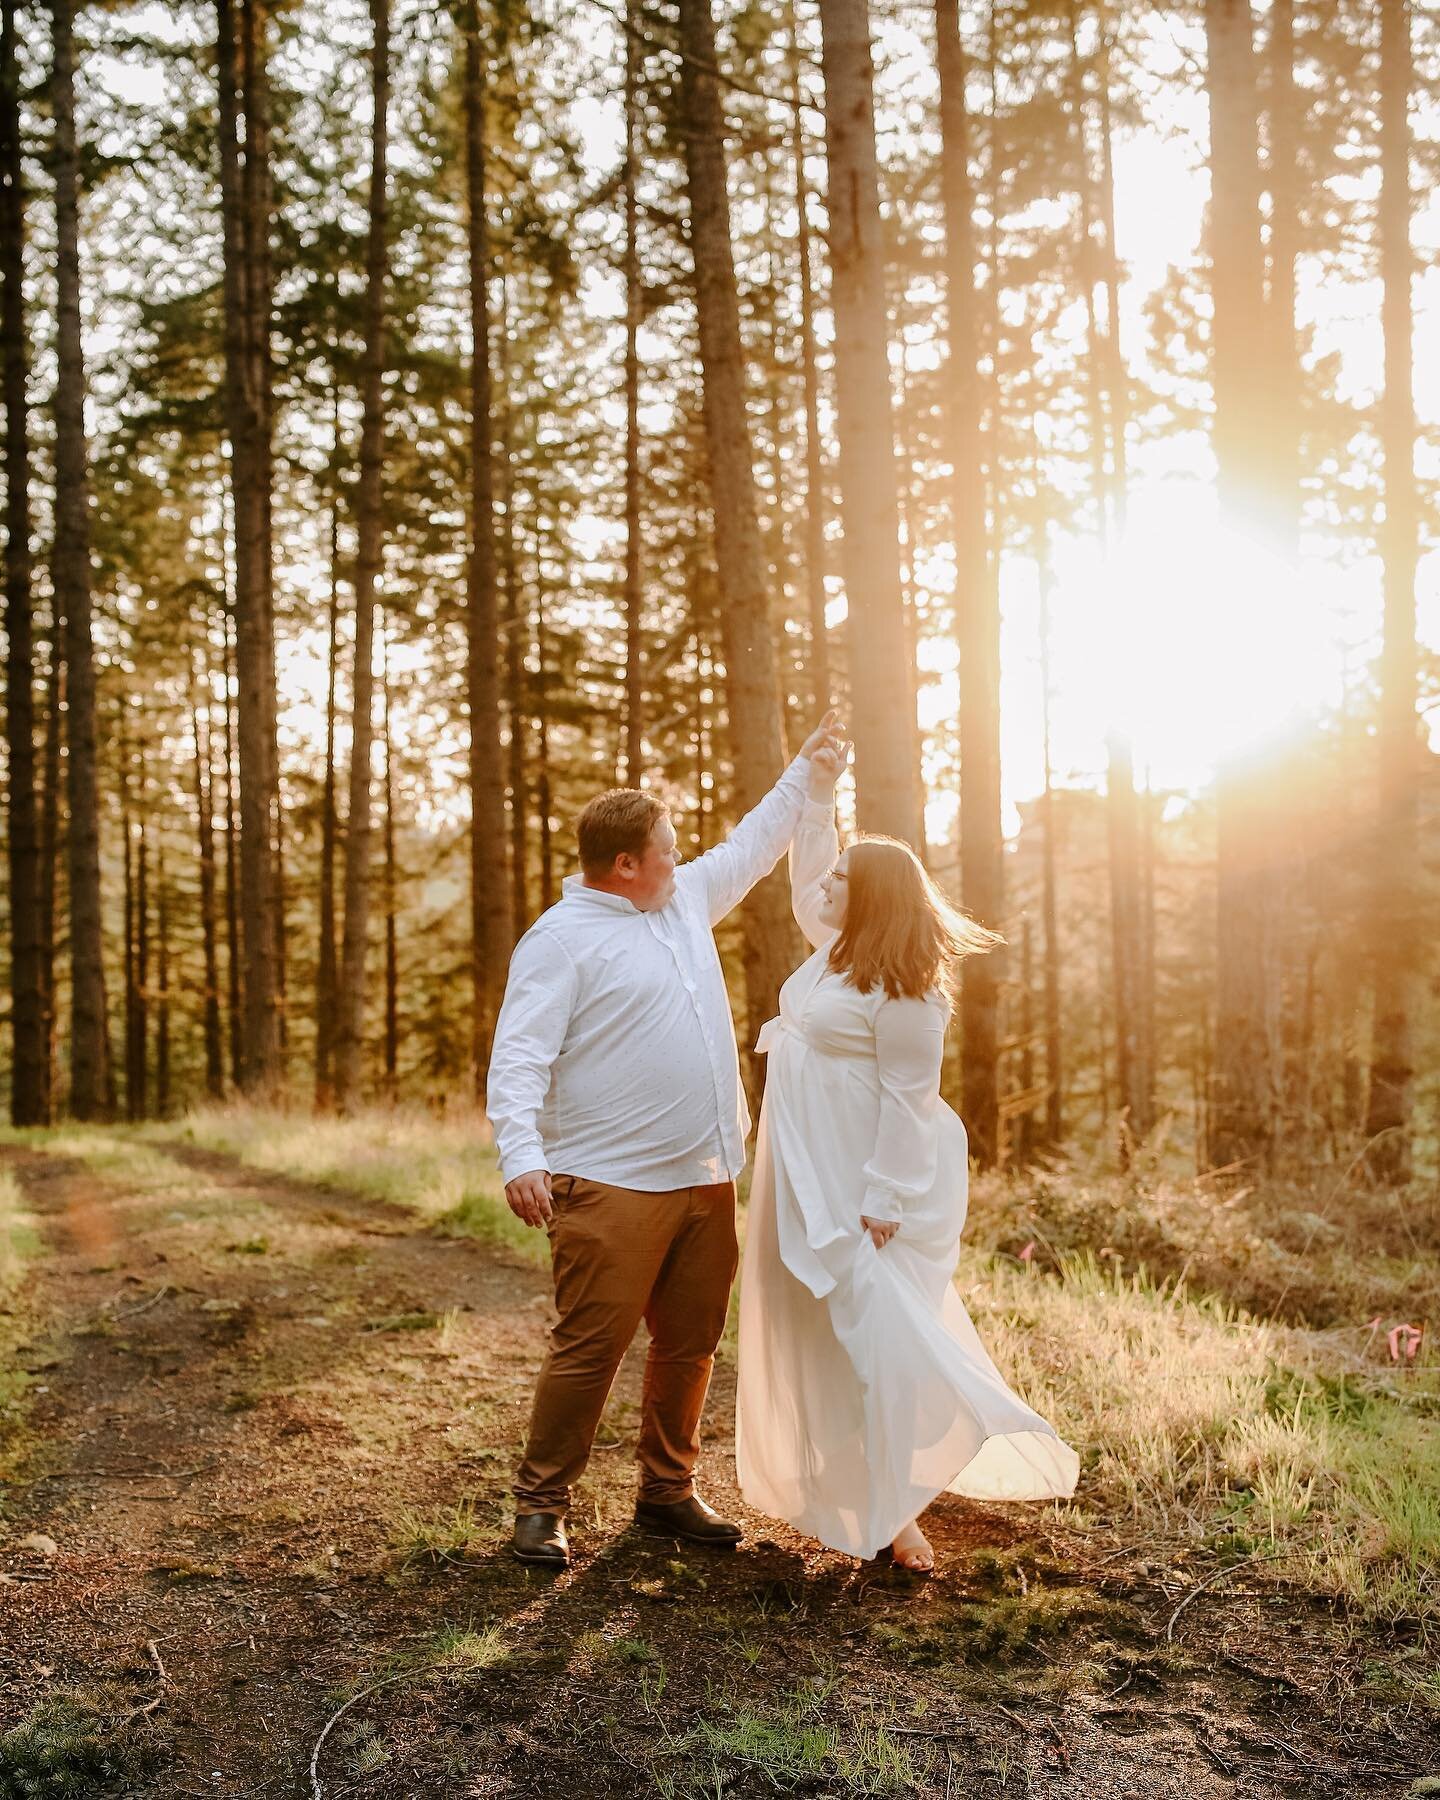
[487,713,844,1568]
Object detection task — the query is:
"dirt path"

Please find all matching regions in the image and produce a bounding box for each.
[0,1140,1431,1798]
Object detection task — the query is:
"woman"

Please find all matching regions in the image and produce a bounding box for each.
[736,759,1079,1572]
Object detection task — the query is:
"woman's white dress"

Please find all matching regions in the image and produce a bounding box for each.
[736,800,1079,1559]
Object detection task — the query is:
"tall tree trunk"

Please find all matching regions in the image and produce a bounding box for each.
[675,0,798,1077]
[1364,0,1418,1179]
[1204,0,1271,1170]
[462,0,513,1088]
[216,0,278,1088]
[937,0,1003,1165]
[0,0,45,1125]
[314,390,342,1105]
[155,833,170,1117]
[497,278,529,938]
[190,659,224,1099]
[335,0,391,1108]
[815,0,922,843]
[1037,536,1063,1147]
[622,0,644,784]
[382,628,398,1092]
[39,624,62,1102]
[219,600,243,1085]
[52,0,110,1120]
[788,4,831,719]
[134,758,150,1122]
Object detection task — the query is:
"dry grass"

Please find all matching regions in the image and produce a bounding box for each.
[19,1105,1438,1632]
[152,1102,541,1260]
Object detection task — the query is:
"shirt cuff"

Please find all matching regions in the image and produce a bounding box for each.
[500,1144,550,1185]
[800,795,835,825]
[860,1182,903,1225]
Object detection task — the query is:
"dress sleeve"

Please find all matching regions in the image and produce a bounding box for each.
[676,755,810,926]
[860,994,948,1225]
[485,926,580,1184]
[789,795,840,949]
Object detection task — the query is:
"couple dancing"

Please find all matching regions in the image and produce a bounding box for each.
[487,714,1078,1575]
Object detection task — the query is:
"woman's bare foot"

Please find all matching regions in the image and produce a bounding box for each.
[890,1521,934,1573]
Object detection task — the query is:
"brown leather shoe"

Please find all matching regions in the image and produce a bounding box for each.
[511,1512,569,1568]
[634,1494,742,1547]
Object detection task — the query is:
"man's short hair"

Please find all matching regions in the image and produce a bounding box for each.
[577,788,668,874]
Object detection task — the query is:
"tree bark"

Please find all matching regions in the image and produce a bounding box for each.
[219,599,243,1086]
[937,0,1003,1165]
[1,0,45,1124]
[190,655,224,1100]
[1037,539,1063,1147]
[335,0,391,1108]
[51,0,110,1120]
[382,629,398,1092]
[314,390,342,1106]
[675,0,798,1076]
[815,0,923,844]
[1364,0,1418,1179]
[462,0,513,1089]
[787,4,831,721]
[39,621,62,1103]
[622,0,644,784]
[216,0,278,1088]
[1204,0,1271,1170]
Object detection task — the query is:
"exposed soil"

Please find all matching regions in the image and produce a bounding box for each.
[0,1138,1434,1798]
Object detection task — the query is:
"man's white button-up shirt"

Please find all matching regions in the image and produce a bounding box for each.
[486,757,818,1191]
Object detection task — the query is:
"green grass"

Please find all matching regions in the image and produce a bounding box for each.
[970,1248,1440,1625]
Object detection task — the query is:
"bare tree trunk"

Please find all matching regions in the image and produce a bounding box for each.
[788,4,831,719]
[51,0,110,1120]
[815,0,922,843]
[1037,539,1063,1147]
[621,0,644,784]
[190,658,224,1099]
[937,0,1002,1165]
[1364,0,1418,1179]
[314,392,342,1106]
[1204,0,1271,1170]
[155,832,170,1117]
[497,280,529,938]
[39,623,62,1103]
[675,0,798,1076]
[220,600,243,1086]
[335,0,391,1108]
[382,627,398,1093]
[134,757,150,1122]
[462,0,513,1087]
[217,0,278,1089]
[0,0,45,1124]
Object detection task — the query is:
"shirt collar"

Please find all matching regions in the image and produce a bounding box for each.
[562,873,641,915]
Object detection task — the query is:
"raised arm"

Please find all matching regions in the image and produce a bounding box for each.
[790,777,842,949]
[485,925,579,1219]
[860,994,949,1229]
[678,711,843,927]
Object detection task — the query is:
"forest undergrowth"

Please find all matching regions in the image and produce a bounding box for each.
[0,1106,1434,1798]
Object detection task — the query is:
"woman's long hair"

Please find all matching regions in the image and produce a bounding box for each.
[827,835,1002,1005]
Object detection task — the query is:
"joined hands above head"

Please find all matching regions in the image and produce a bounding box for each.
[799,708,849,801]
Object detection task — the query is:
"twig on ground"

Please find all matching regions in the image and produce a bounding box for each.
[309,1670,423,1800]
[112,1284,173,1318]
[1165,1551,1294,1641]
[119,1639,172,1725]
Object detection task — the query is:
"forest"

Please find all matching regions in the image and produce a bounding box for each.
[0,0,1437,1796]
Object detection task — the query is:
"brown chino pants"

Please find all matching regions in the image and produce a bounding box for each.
[514,1173,739,1517]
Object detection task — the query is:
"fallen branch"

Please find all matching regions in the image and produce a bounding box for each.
[119,1640,172,1726]
[1165,1552,1294,1641]
[309,1669,422,1800]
